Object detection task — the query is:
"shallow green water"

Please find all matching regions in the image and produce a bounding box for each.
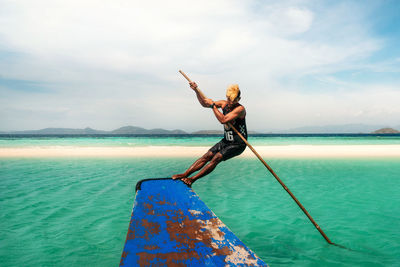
[1,135,400,147]
[1,157,399,266]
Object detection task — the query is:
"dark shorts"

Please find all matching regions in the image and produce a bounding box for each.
[209,139,246,161]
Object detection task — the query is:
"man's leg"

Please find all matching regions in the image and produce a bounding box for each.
[172,151,215,179]
[181,152,223,186]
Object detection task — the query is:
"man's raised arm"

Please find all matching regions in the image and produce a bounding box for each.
[189,82,213,108]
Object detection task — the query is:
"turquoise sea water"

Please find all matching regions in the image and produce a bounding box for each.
[1,135,400,147]
[1,136,400,266]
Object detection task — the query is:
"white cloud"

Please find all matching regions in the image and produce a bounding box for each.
[0,0,398,131]
[248,83,400,131]
[1,0,378,76]
[266,7,314,35]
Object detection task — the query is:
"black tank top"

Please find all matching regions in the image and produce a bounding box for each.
[222,103,247,144]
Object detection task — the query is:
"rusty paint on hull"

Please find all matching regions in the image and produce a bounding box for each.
[120,178,267,266]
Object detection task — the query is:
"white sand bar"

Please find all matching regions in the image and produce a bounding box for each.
[1,145,400,158]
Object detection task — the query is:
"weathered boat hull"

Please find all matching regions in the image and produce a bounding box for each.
[120,178,267,266]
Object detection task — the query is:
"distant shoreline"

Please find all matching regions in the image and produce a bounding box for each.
[1,145,400,158]
[1,124,399,135]
[1,133,400,138]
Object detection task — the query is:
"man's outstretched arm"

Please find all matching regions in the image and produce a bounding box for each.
[189,82,213,108]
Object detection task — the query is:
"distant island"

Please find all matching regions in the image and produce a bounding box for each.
[1,124,399,135]
[372,128,400,134]
[192,130,224,135]
[0,126,188,135]
[283,124,394,134]
[0,126,227,135]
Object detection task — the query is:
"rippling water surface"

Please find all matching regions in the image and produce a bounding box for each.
[1,156,399,266]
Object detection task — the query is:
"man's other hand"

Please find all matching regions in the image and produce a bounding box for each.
[204,98,213,107]
[189,82,198,90]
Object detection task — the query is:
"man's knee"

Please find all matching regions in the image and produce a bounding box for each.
[203,151,215,161]
[211,153,223,164]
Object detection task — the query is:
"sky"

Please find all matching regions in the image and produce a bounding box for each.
[0,0,399,132]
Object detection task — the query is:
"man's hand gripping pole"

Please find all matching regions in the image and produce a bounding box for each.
[179,70,208,100]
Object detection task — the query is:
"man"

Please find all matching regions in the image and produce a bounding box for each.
[172,81,247,186]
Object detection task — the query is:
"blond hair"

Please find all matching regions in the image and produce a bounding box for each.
[226,84,240,102]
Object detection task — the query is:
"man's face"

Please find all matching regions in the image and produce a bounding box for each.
[226,96,240,106]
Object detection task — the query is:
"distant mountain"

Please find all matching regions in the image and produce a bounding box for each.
[3,124,399,135]
[192,130,224,135]
[111,126,187,135]
[111,126,151,134]
[283,124,388,134]
[5,127,107,135]
[149,128,187,135]
[2,126,188,135]
[372,128,400,134]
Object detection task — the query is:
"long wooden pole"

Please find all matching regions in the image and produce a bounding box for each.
[228,126,334,245]
[179,70,208,99]
[179,69,335,245]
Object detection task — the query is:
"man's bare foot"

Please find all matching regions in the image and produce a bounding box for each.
[181,177,194,186]
[172,173,186,180]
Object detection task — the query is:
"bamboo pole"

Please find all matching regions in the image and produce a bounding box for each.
[228,125,334,244]
[179,70,207,100]
[179,69,336,245]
